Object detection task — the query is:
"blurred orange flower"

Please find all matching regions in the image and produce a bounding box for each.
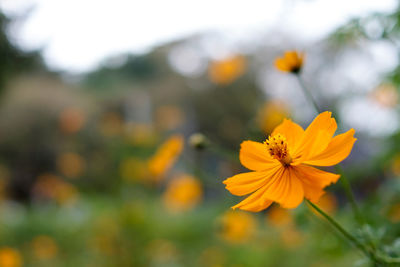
[223,111,356,211]
[0,247,22,267]
[275,51,304,73]
[59,107,86,134]
[163,174,202,212]
[31,235,58,260]
[57,152,86,179]
[208,55,246,85]
[258,100,290,134]
[266,205,293,228]
[148,134,184,181]
[315,192,338,214]
[219,211,256,244]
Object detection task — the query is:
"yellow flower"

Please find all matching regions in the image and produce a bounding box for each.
[208,55,246,85]
[219,211,256,244]
[0,247,22,267]
[275,51,304,73]
[163,174,202,212]
[148,134,184,180]
[223,111,356,211]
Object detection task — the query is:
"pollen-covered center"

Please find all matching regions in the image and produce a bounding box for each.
[264,134,292,166]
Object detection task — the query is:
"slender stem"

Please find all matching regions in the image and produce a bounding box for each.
[306,200,372,259]
[295,74,364,223]
[335,165,365,225]
[295,75,321,113]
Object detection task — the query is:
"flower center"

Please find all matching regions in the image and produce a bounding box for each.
[264,134,292,166]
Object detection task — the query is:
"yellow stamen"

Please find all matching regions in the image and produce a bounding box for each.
[264,134,292,166]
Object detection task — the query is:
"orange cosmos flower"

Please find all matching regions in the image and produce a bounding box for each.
[208,55,246,85]
[163,174,203,212]
[0,247,22,267]
[275,51,304,73]
[148,134,184,180]
[223,111,356,211]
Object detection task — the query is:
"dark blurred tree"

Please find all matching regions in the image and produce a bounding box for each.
[0,11,44,93]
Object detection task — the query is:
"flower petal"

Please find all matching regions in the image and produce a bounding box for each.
[232,187,273,212]
[303,129,356,167]
[223,164,281,196]
[261,167,304,209]
[272,119,304,152]
[239,140,276,171]
[275,58,291,72]
[293,164,340,202]
[294,111,337,162]
[284,51,302,67]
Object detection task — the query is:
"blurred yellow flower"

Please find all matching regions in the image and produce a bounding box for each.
[275,51,304,73]
[258,100,290,134]
[120,157,148,182]
[33,173,78,205]
[266,205,293,228]
[57,152,86,179]
[0,247,22,267]
[148,134,184,181]
[163,174,202,212]
[219,211,256,244]
[31,235,58,260]
[59,107,86,134]
[370,83,398,108]
[208,55,246,85]
[223,112,356,211]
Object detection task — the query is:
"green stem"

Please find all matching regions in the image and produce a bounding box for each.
[335,165,365,225]
[295,75,321,113]
[295,74,363,223]
[306,200,373,260]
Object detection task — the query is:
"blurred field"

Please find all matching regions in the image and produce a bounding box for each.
[1,2,400,267]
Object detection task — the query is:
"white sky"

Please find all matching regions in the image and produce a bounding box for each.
[0,0,397,72]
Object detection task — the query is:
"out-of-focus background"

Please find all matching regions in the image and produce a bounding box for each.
[0,0,399,266]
